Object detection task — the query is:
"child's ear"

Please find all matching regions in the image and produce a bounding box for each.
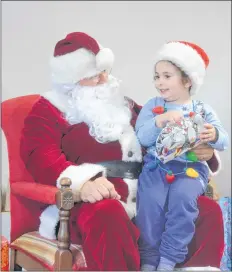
[184,78,192,88]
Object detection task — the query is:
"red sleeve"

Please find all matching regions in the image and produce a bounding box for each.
[20,97,75,186]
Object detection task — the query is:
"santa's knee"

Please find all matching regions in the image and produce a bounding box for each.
[77,199,128,228]
[211,202,223,223]
[93,199,128,221]
[198,196,223,221]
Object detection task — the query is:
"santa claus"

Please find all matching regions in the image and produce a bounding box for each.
[20,32,224,271]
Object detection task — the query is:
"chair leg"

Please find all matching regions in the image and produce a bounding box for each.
[14,264,22,271]
[10,248,16,271]
[10,249,22,271]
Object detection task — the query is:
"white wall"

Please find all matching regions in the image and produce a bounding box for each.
[2,1,231,196]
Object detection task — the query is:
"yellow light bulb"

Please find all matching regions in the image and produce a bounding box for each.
[186,168,199,178]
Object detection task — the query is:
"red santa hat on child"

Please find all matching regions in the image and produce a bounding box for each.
[50,32,114,84]
[155,41,209,95]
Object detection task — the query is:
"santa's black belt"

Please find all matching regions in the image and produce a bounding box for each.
[96,160,142,179]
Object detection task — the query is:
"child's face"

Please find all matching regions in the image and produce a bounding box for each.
[154,61,191,102]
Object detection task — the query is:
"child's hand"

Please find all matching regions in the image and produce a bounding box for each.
[155,110,183,128]
[200,124,217,143]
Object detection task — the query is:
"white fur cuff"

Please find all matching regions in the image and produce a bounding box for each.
[56,164,107,191]
[39,163,106,239]
[39,205,59,239]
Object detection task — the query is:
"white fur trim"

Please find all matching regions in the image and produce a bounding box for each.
[42,91,70,113]
[119,126,142,162]
[56,164,107,191]
[119,200,136,219]
[177,267,220,271]
[96,48,114,72]
[39,205,59,239]
[155,42,206,96]
[39,163,106,239]
[208,150,222,177]
[50,47,114,84]
[119,178,138,219]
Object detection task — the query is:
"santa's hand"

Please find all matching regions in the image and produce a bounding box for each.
[191,144,214,161]
[93,176,121,200]
[80,181,104,203]
[200,123,217,143]
[80,178,121,203]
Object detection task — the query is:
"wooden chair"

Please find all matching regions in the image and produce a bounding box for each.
[1,95,86,271]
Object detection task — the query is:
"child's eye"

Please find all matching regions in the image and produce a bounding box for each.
[154,76,159,80]
[164,75,171,79]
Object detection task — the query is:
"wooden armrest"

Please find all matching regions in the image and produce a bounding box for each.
[12,179,75,271]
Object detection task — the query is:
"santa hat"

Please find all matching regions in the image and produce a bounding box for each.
[50,32,114,84]
[155,41,209,95]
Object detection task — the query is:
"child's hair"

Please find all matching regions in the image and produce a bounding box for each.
[168,61,190,84]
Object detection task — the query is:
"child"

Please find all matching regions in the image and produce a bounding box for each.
[135,41,229,271]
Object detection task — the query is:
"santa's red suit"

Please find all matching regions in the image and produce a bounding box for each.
[19,32,224,271]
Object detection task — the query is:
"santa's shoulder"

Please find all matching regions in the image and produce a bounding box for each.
[23,94,67,126]
[29,95,61,114]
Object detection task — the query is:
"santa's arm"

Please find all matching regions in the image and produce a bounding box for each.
[20,97,106,192]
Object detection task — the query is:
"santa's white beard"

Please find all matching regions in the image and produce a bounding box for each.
[57,76,132,143]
